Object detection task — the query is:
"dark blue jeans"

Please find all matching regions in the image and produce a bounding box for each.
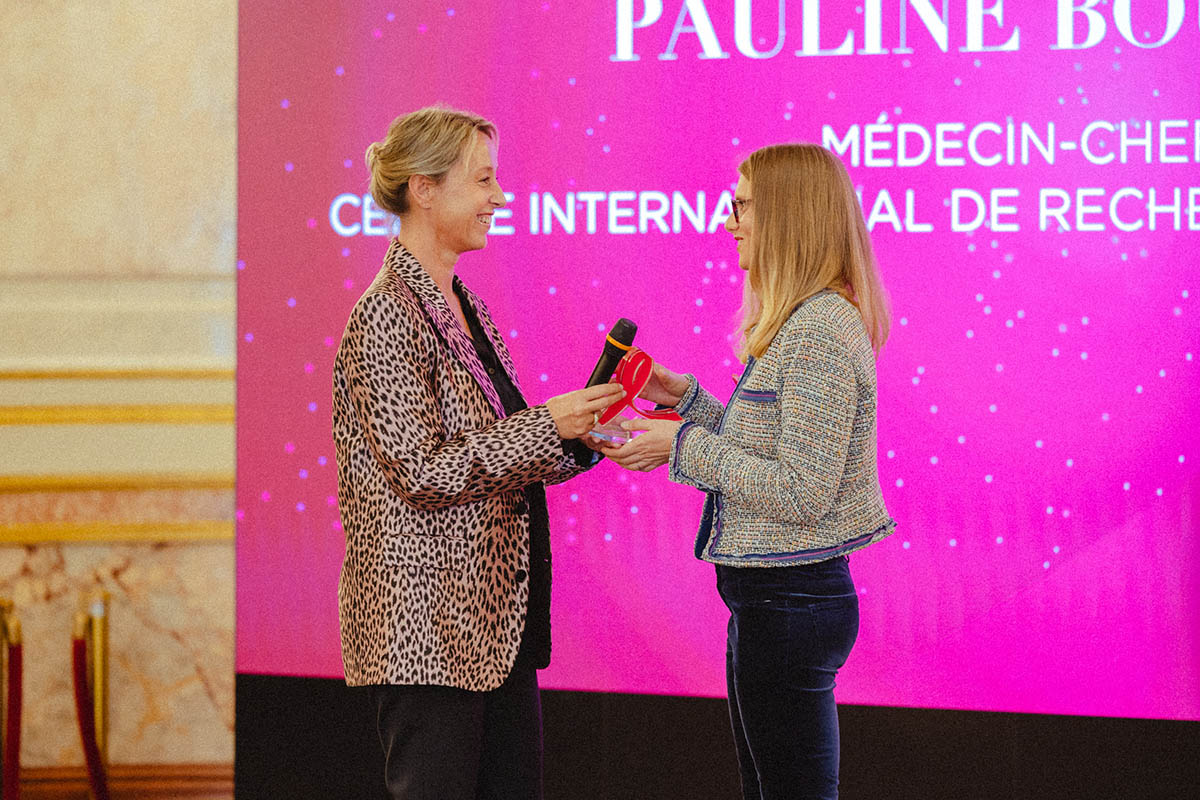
[717,556,860,800]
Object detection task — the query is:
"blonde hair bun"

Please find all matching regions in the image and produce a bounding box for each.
[365,106,496,217]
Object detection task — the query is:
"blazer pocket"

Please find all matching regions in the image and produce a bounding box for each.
[380,534,469,571]
[738,388,778,403]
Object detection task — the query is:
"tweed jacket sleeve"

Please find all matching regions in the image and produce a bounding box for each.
[674,373,726,431]
[668,312,857,525]
[341,291,569,511]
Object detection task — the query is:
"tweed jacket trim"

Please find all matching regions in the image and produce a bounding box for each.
[668,291,895,566]
[332,240,592,691]
[674,372,725,431]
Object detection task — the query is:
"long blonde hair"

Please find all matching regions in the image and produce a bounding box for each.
[365,106,497,216]
[736,144,890,361]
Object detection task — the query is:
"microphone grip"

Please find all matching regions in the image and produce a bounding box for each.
[585,318,637,388]
[585,347,625,388]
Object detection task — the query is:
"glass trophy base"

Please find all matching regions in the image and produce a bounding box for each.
[586,418,634,444]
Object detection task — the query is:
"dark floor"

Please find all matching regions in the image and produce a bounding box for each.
[235,675,1200,799]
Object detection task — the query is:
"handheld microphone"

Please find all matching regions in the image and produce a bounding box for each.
[586,318,637,387]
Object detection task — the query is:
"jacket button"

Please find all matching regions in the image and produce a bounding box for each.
[515,498,529,514]
[515,569,528,582]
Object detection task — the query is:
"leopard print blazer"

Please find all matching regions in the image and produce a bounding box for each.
[332,240,592,690]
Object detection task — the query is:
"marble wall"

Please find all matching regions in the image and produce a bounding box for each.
[0,0,237,770]
[0,542,233,764]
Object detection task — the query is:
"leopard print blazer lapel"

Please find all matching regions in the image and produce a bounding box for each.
[384,239,508,419]
[456,282,524,397]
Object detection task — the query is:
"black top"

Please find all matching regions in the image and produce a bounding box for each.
[456,286,552,670]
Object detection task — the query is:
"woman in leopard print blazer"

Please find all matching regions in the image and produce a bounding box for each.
[602,144,895,800]
[333,107,622,800]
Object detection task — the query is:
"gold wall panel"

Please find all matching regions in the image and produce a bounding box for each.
[0,404,234,426]
[2,521,233,544]
[0,425,234,477]
[0,0,237,771]
[0,473,233,493]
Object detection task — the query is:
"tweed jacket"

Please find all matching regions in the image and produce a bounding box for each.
[332,240,593,691]
[668,290,895,566]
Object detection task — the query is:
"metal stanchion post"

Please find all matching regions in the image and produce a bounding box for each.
[1,598,22,800]
[73,591,110,800]
[85,593,108,764]
[0,599,9,765]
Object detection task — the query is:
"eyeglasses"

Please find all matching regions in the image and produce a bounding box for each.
[731,198,752,225]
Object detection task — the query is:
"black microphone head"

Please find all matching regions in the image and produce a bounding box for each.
[585,318,638,387]
[607,318,637,349]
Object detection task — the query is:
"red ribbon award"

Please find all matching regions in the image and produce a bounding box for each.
[596,347,683,426]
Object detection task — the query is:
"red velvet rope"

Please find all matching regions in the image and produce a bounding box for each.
[71,638,110,800]
[2,642,20,800]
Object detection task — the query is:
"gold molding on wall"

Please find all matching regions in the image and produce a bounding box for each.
[0,404,234,426]
[1,520,234,544]
[22,763,233,800]
[0,368,234,381]
[0,472,235,493]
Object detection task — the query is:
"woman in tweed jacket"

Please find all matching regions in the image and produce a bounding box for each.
[602,144,894,800]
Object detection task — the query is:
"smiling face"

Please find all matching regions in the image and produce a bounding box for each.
[429,130,506,255]
[725,173,753,271]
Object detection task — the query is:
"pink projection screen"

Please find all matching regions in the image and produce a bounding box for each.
[236,1,1200,720]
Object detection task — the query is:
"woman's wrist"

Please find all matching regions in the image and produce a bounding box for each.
[663,374,688,406]
[672,373,699,413]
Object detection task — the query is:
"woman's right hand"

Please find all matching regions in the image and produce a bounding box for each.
[546,383,626,439]
[639,362,688,408]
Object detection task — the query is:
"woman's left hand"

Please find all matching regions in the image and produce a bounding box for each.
[599,419,682,471]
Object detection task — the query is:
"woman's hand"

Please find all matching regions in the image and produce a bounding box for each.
[599,419,681,471]
[639,363,689,408]
[546,384,625,439]
[581,434,609,454]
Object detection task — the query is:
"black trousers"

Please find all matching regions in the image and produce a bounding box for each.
[367,662,543,800]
